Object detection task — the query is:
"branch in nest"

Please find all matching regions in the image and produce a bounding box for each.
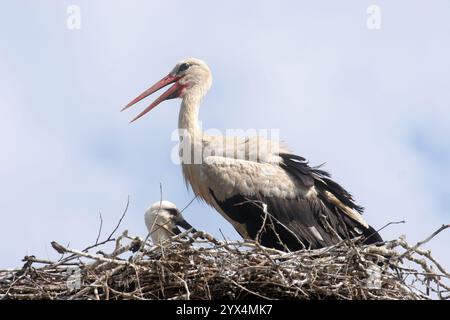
[1,222,449,300]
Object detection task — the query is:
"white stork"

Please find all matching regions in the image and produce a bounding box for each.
[124,58,383,251]
[145,200,196,243]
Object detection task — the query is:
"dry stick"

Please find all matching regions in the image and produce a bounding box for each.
[180,194,198,214]
[20,256,79,266]
[256,203,269,243]
[377,220,406,234]
[365,220,405,244]
[132,266,144,299]
[391,243,450,296]
[54,197,130,267]
[3,221,449,300]
[410,246,450,278]
[51,242,135,267]
[91,232,142,269]
[398,224,450,260]
[70,264,125,300]
[103,195,130,243]
[3,274,26,298]
[95,211,103,246]
[228,278,274,300]
[395,238,450,292]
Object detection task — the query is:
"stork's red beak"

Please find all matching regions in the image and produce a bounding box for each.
[122,74,183,123]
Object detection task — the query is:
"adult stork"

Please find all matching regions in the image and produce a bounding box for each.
[145,200,196,243]
[123,58,383,251]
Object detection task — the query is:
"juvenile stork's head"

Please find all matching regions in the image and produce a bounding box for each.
[144,200,196,244]
[123,58,212,122]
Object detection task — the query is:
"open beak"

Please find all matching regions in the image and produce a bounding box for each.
[122,74,182,123]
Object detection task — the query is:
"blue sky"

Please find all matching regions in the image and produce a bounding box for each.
[0,1,449,269]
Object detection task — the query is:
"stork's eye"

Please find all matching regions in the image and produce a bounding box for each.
[178,63,190,73]
[167,208,180,216]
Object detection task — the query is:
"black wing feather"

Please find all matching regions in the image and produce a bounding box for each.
[209,153,382,251]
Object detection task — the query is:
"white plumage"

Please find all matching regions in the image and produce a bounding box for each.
[144,200,195,244]
[125,58,383,251]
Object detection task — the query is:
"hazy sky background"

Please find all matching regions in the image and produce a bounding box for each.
[1,1,449,269]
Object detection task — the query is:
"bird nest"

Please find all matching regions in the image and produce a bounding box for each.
[1,224,449,300]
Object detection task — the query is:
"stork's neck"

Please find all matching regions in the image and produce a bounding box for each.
[178,92,203,137]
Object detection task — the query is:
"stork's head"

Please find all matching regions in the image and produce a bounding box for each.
[144,200,196,244]
[122,58,212,122]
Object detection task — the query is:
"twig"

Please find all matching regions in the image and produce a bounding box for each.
[180,194,198,214]
[398,224,450,260]
[2,222,449,300]
[95,212,103,245]
[105,196,130,242]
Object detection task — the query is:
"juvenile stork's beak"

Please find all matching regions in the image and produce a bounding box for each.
[169,217,197,236]
[122,74,183,123]
[176,218,197,233]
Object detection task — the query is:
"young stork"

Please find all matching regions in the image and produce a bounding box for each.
[124,58,383,251]
[145,200,196,243]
